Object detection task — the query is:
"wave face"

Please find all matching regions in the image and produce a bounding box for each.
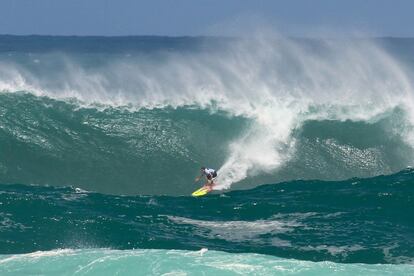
[1,36,414,194]
[1,35,414,271]
[1,93,412,195]
[1,170,413,264]
[0,93,246,195]
[1,249,413,276]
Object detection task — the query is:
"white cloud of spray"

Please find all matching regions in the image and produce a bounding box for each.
[0,32,413,189]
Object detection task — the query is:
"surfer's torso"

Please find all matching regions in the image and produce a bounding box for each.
[202,168,217,179]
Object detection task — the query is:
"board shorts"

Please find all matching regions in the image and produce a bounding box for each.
[207,171,217,184]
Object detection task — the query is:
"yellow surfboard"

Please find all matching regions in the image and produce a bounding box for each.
[192,186,212,197]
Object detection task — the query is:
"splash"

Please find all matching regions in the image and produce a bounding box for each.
[0,34,413,190]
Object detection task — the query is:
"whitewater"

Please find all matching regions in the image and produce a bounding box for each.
[1,249,413,275]
[0,35,414,275]
[1,35,414,193]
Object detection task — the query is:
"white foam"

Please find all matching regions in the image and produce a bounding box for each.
[167,215,300,242]
[299,244,365,256]
[0,249,75,264]
[1,33,414,189]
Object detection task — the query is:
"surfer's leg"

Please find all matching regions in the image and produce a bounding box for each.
[205,179,214,191]
[204,179,211,188]
[203,180,210,188]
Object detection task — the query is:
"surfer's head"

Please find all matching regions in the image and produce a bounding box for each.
[200,167,205,171]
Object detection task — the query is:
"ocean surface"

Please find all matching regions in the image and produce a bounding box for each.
[1,35,414,275]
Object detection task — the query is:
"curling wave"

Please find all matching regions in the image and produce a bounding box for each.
[0,35,414,194]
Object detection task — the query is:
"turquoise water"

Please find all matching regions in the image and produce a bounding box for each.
[1,170,413,264]
[1,249,412,276]
[0,93,411,195]
[1,35,414,274]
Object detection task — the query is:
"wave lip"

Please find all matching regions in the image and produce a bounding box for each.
[1,35,414,190]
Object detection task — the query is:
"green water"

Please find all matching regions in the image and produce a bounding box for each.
[1,249,412,276]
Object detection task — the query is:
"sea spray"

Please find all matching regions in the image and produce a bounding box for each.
[0,35,414,193]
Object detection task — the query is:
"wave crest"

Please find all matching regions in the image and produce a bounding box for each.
[1,34,414,190]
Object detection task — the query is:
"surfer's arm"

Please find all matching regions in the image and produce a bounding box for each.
[194,175,203,182]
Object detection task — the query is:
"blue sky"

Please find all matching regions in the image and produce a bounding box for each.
[0,0,413,36]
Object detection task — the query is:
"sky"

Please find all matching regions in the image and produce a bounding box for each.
[0,0,413,37]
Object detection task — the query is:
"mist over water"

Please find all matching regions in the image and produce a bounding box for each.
[0,35,414,194]
[1,35,414,274]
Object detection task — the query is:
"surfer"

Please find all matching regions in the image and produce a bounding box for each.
[195,167,217,190]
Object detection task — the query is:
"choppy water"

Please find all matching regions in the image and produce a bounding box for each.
[1,35,414,274]
[1,170,413,264]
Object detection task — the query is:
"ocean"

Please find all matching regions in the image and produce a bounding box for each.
[0,35,413,275]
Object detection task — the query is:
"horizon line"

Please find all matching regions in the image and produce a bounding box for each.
[1,34,414,40]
